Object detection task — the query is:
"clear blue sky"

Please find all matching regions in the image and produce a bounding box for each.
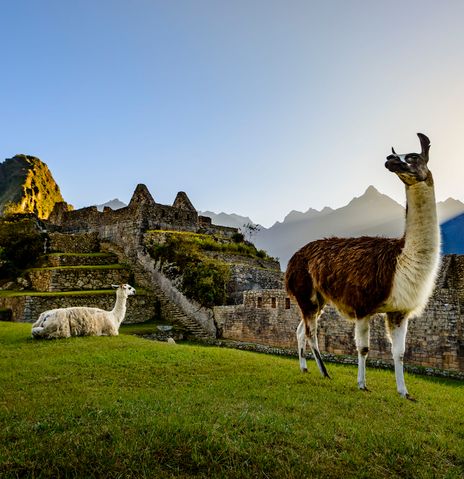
[1,0,463,226]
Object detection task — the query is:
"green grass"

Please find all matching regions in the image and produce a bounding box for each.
[146,230,273,261]
[1,322,463,478]
[26,264,126,271]
[0,289,150,298]
[43,253,115,257]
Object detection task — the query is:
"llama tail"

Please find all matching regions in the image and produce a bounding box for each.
[285,252,311,298]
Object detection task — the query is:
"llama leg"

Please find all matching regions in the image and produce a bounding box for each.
[305,315,330,378]
[387,313,410,398]
[355,317,370,390]
[296,319,308,372]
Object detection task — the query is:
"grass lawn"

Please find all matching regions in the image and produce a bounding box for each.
[0,322,463,478]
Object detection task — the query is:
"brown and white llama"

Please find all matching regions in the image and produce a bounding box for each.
[285,133,440,398]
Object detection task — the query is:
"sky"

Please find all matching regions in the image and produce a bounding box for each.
[1,0,464,227]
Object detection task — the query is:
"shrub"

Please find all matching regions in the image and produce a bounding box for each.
[0,216,45,278]
[146,232,231,308]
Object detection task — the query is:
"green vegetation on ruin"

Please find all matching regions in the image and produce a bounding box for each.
[147,229,271,260]
[145,231,233,308]
[0,215,44,277]
[26,264,127,272]
[43,253,116,258]
[0,322,463,478]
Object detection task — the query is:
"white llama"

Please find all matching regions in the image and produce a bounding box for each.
[31,284,136,339]
[285,133,440,399]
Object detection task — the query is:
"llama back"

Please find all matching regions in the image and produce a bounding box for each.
[287,236,405,318]
[32,307,117,339]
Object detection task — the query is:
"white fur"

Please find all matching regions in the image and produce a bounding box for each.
[385,182,441,317]
[31,284,135,339]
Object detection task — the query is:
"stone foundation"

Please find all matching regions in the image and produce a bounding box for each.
[27,267,131,292]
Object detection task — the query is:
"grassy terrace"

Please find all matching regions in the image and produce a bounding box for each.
[1,322,463,478]
[26,264,126,271]
[0,289,149,298]
[145,230,272,260]
[43,253,116,257]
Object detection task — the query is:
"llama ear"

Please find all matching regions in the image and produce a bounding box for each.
[391,147,397,155]
[417,133,430,161]
[111,284,119,289]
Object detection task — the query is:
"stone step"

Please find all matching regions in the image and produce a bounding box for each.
[99,241,213,339]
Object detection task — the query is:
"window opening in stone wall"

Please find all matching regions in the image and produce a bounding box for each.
[257,297,263,308]
[271,297,276,308]
[285,298,291,309]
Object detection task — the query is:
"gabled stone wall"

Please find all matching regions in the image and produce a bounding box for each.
[47,184,237,245]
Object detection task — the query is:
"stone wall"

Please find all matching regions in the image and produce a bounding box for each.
[215,290,298,348]
[202,252,283,304]
[27,267,131,292]
[47,184,239,261]
[49,232,100,253]
[0,293,156,324]
[228,264,284,305]
[214,259,464,372]
[41,253,118,267]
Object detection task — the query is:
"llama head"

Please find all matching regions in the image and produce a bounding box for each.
[385,133,431,186]
[112,284,136,297]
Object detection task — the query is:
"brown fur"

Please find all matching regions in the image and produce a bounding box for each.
[285,236,405,319]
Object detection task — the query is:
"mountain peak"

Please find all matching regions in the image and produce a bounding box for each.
[364,185,380,196]
[0,155,71,219]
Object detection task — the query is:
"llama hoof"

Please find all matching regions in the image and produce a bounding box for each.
[358,385,370,392]
[301,367,308,373]
[405,394,417,402]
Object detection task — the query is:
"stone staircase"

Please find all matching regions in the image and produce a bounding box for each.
[100,240,213,339]
[149,281,211,339]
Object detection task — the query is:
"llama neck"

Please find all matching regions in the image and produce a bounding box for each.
[112,292,127,325]
[402,179,440,257]
[389,177,441,316]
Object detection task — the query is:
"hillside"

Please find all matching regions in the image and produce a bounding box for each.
[0,155,71,219]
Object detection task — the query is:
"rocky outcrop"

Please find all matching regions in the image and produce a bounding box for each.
[0,155,72,219]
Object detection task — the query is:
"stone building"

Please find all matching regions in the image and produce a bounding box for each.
[48,184,238,252]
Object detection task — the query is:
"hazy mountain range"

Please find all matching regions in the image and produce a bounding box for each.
[96,198,127,212]
[3,156,461,267]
